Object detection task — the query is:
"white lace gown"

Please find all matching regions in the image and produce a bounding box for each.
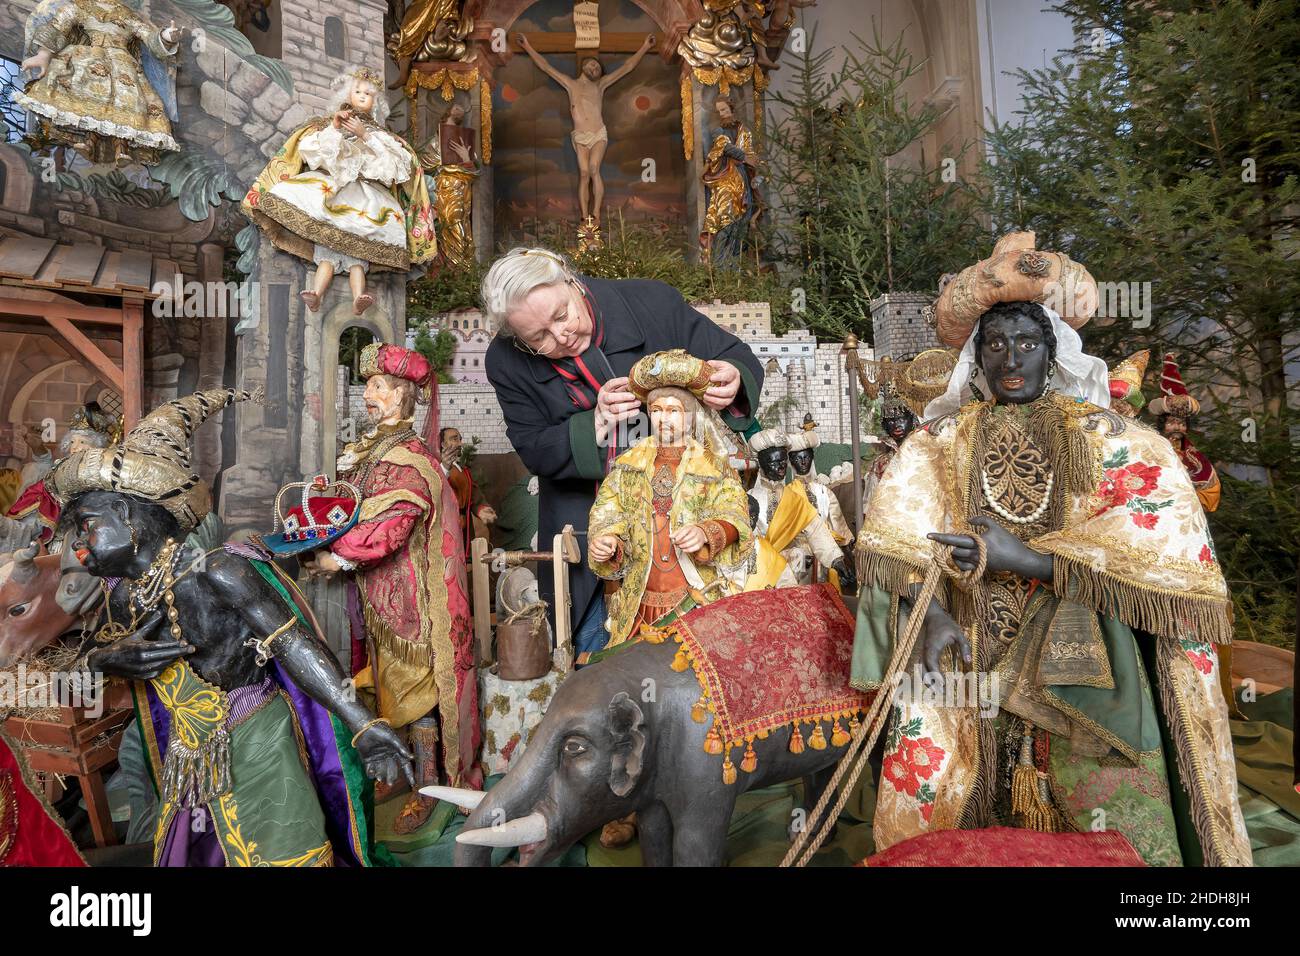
[266,124,413,268]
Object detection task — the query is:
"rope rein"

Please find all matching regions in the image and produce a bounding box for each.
[781,536,987,868]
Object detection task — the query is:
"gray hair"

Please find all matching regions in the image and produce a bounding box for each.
[479,247,573,335]
[328,67,390,126]
[58,428,110,456]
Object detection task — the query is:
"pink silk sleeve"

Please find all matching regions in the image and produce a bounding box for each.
[330,504,422,567]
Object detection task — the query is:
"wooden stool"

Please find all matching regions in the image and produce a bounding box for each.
[3,699,132,849]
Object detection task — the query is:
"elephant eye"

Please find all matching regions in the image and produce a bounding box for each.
[562,738,588,758]
[8,603,29,617]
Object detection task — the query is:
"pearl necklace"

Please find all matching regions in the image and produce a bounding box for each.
[980,469,1054,525]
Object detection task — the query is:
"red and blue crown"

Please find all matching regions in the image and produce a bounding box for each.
[263,474,361,555]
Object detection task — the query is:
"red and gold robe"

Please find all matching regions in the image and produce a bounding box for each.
[332,424,480,788]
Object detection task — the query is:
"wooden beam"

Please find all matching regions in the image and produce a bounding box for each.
[0,295,125,326]
[121,300,144,430]
[513,31,661,54]
[0,237,57,280]
[41,311,125,395]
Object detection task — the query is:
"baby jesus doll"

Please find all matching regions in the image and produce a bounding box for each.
[242,66,436,316]
[587,350,753,659]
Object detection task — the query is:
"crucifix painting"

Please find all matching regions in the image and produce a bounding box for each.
[514,15,655,245]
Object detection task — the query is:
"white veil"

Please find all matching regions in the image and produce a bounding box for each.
[923,305,1111,420]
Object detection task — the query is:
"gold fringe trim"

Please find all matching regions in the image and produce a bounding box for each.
[666,625,867,783]
[1051,552,1233,644]
[365,602,434,667]
[253,191,411,270]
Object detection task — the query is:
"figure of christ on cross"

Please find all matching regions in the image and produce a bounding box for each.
[517,32,655,226]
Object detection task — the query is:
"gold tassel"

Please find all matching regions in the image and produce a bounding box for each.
[740,741,757,773]
[808,722,828,750]
[671,647,689,671]
[639,624,669,644]
[849,714,861,735]
[789,724,805,754]
[691,694,708,723]
[1010,730,1062,833]
[722,752,737,785]
[703,728,723,755]
[830,719,850,747]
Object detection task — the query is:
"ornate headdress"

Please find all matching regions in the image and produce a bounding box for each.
[628,349,714,403]
[1148,353,1200,418]
[262,474,362,556]
[932,231,1098,348]
[359,342,435,404]
[48,387,259,533]
[348,66,383,87]
[749,428,789,455]
[1108,349,1150,419]
[879,380,912,420]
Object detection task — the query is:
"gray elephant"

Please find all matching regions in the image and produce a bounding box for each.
[434,637,860,867]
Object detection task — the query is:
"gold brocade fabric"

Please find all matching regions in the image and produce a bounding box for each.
[854,394,1251,865]
[589,438,752,646]
[16,0,179,165]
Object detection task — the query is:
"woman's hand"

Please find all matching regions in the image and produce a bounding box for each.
[21,49,52,79]
[702,360,741,411]
[589,534,621,563]
[342,117,369,141]
[672,524,707,554]
[333,108,353,129]
[594,376,640,446]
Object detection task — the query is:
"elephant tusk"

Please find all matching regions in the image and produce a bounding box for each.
[455,811,548,848]
[419,785,486,809]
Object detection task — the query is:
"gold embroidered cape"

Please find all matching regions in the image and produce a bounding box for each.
[589,437,753,647]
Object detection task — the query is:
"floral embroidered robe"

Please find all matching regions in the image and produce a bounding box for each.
[589,437,753,648]
[850,394,1251,866]
[330,425,479,787]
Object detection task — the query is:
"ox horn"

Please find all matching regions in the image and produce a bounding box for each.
[419,785,486,809]
[455,812,548,848]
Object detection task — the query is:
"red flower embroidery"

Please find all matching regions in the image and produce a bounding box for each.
[1100,462,1162,507]
[902,736,946,780]
[1131,511,1159,530]
[920,802,934,823]
[1198,544,1213,564]
[882,750,921,797]
[245,188,259,207]
[1187,650,1213,675]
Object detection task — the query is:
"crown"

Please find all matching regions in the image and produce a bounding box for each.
[351,66,383,87]
[263,474,363,555]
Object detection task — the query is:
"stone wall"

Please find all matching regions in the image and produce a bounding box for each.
[871,292,940,361]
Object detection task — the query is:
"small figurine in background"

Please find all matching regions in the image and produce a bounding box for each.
[1107,349,1150,419]
[439,425,495,551]
[1149,353,1221,513]
[862,381,917,517]
[746,427,853,591]
[786,414,850,545]
[16,0,182,167]
[422,103,480,272]
[700,94,758,265]
[242,66,437,317]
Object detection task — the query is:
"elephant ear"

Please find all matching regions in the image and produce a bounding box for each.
[606,691,646,798]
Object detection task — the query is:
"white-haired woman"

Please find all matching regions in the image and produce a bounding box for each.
[242,65,436,316]
[481,247,764,662]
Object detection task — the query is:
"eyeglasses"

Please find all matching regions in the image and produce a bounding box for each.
[511,279,585,357]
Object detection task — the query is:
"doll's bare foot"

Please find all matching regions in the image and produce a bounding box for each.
[300,290,321,312]
[353,292,374,316]
[598,812,637,849]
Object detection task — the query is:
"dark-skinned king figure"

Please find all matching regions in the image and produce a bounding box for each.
[745,427,855,592]
[48,387,413,866]
[786,414,852,547]
[305,342,481,835]
[850,233,1250,866]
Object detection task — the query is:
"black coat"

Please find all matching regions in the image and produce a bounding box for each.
[485,276,764,627]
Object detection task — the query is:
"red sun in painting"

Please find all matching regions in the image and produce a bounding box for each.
[501,84,520,104]
[634,94,651,111]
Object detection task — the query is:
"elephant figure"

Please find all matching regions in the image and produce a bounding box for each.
[436,638,856,867]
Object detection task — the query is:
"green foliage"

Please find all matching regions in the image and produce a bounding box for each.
[413,325,458,384]
[980,0,1300,645]
[763,25,987,343]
